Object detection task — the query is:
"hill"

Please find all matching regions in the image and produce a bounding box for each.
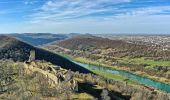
[50,35,170,59]
[0,35,91,73]
[8,33,69,46]
[0,35,35,61]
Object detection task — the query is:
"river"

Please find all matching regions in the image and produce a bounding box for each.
[71,61,170,93]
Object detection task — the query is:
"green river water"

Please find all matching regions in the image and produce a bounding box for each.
[71,61,170,93]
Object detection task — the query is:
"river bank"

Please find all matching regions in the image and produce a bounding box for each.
[74,57,170,85]
[54,52,170,93]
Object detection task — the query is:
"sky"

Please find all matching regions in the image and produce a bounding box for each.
[0,0,170,34]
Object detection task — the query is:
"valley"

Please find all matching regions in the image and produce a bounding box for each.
[43,35,170,91]
[1,0,170,99]
[0,34,170,100]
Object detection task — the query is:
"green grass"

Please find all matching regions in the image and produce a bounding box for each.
[75,57,101,66]
[58,53,73,59]
[74,57,113,69]
[118,57,170,68]
[92,69,126,80]
[72,93,94,99]
[91,69,139,85]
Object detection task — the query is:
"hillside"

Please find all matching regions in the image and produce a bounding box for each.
[55,35,170,59]
[9,33,69,46]
[0,60,94,99]
[0,35,91,73]
[1,60,170,100]
[0,35,35,61]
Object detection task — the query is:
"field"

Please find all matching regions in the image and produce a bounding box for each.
[118,57,170,68]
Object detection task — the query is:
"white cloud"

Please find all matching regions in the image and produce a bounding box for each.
[124,6,170,16]
[2,0,168,33]
[2,14,170,34]
[28,0,170,24]
[29,0,131,23]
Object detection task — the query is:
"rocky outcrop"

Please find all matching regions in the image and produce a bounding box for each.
[0,60,79,99]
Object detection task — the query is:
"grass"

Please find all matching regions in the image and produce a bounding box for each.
[92,69,126,80]
[74,57,112,69]
[58,53,73,59]
[119,57,170,68]
[91,69,139,85]
[71,93,95,99]
[75,57,101,66]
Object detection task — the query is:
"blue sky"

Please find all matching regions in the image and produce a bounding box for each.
[0,0,170,34]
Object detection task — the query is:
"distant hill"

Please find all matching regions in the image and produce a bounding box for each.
[50,35,170,59]
[56,35,133,50]
[9,33,69,46]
